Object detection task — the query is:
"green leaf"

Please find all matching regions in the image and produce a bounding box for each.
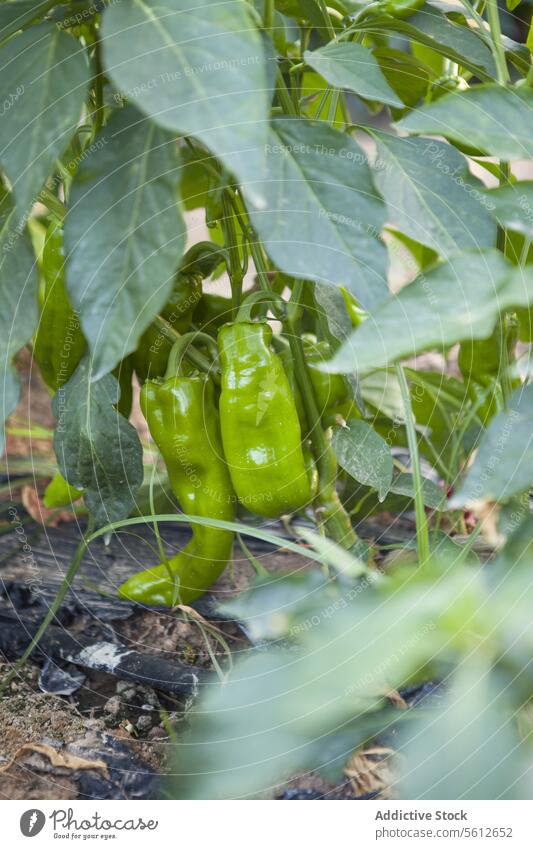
[313,282,353,345]
[484,181,533,239]
[332,419,392,501]
[397,86,533,160]
[450,384,533,505]
[0,1,54,42]
[64,107,185,379]
[323,250,533,375]
[101,0,270,206]
[0,22,90,217]
[0,187,39,452]
[358,7,496,80]
[373,47,431,111]
[303,42,404,108]
[169,575,442,799]
[371,132,496,256]
[390,472,445,510]
[53,357,144,527]
[398,664,525,799]
[244,117,388,311]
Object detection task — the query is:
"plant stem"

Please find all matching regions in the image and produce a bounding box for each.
[263,0,275,32]
[40,187,66,221]
[317,0,336,39]
[276,69,299,116]
[486,0,510,85]
[395,365,430,564]
[221,193,244,312]
[286,282,357,548]
[153,317,219,379]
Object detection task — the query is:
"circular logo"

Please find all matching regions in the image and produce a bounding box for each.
[20,810,46,838]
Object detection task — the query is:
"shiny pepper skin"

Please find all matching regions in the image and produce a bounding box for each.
[33,223,86,391]
[218,321,312,518]
[133,273,202,382]
[118,375,235,606]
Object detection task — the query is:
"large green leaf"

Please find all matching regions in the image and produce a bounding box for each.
[303,42,404,108]
[0,22,89,217]
[101,0,269,206]
[451,384,533,505]
[398,664,525,799]
[244,118,388,311]
[371,131,495,256]
[169,574,444,799]
[357,7,496,81]
[484,181,533,240]
[0,0,54,41]
[53,357,144,527]
[64,107,185,379]
[332,419,392,501]
[0,187,39,452]
[323,251,533,374]
[397,86,533,161]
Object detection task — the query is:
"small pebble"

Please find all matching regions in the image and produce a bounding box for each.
[104,696,121,716]
[136,715,153,732]
[147,726,168,740]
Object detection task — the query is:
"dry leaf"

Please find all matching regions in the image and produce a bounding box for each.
[0,742,109,777]
[21,485,76,527]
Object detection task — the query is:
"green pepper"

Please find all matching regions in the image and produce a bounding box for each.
[119,336,235,606]
[133,272,202,382]
[43,472,84,509]
[33,222,86,391]
[113,354,135,419]
[303,337,352,422]
[218,321,312,518]
[194,293,233,335]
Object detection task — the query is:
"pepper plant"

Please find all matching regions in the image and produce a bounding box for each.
[0,1,532,628]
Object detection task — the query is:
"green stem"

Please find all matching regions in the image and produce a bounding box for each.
[164,332,218,379]
[486,0,510,85]
[317,0,336,39]
[92,32,105,135]
[221,193,244,312]
[236,290,285,323]
[153,317,218,379]
[276,69,299,116]
[395,365,430,564]
[496,161,514,406]
[287,282,357,548]
[40,187,66,221]
[263,0,275,32]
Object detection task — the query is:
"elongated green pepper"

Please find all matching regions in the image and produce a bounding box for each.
[119,337,235,606]
[303,337,352,422]
[218,321,312,518]
[33,222,86,391]
[34,224,85,508]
